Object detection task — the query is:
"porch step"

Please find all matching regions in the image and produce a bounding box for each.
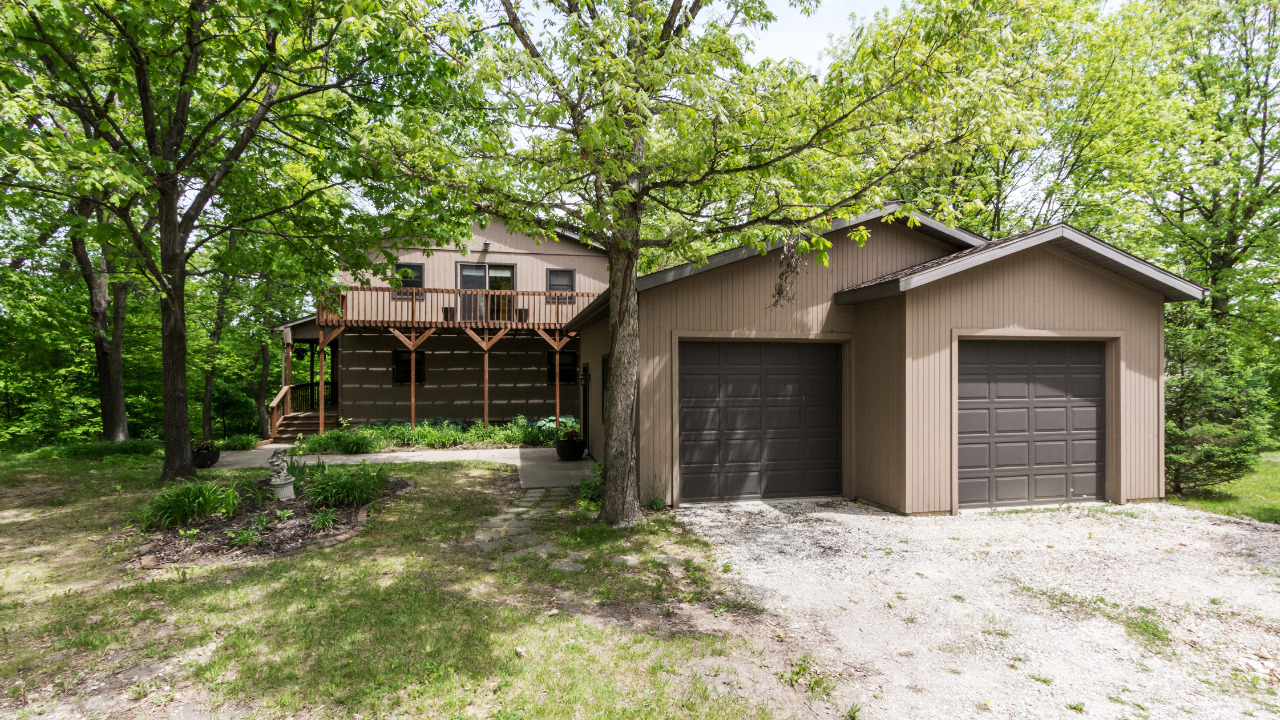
[273,412,338,443]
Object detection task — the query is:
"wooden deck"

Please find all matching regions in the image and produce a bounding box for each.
[316,287,599,329]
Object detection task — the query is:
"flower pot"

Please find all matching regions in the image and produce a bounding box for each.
[193,447,221,469]
[554,439,586,461]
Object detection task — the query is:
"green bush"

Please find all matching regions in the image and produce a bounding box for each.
[302,462,389,508]
[311,507,338,531]
[577,461,605,504]
[140,480,242,529]
[217,434,260,451]
[39,439,163,461]
[291,416,571,454]
[292,430,383,455]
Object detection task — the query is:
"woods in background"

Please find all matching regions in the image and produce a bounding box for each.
[1,0,1278,503]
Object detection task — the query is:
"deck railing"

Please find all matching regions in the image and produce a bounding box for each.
[316,287,599,329]
[290,381,336,413]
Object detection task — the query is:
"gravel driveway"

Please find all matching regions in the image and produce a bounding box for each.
[682,499,1280,719]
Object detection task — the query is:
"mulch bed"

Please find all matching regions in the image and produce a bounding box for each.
[127,476,411,570]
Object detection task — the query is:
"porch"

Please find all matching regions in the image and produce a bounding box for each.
[269,287,599,440]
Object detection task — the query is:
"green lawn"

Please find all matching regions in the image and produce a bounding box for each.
[1167,453,1280,524]
[0,454,777,719]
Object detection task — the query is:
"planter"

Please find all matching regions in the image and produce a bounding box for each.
[554,439,586,461]
[193,447,221,469]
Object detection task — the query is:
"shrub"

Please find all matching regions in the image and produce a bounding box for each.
[292,429,383,455]
[302,462,389,508]
[217,434,260,451]
[311,507,338,531]
[47,439,163,461]
[577,461,605,504]
[140,481,241,529]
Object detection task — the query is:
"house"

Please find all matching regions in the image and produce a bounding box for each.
[268,221,607,440]
[566,205,1204,514]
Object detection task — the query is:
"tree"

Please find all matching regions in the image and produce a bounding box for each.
[1164,304,1270,494]
[0,0,475,478]
[412,0,1046,524]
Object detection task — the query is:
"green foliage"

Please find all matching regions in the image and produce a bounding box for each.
[301,462,389,508]
[139,481,242,530]
[648,497,668,512]
[217,435,260,452]
[225,529,263,548]
[577,462,606,507]
[36,439,163,461]
[1165,305,1270,495]
[310,507,339,531]
[291,416,565,455]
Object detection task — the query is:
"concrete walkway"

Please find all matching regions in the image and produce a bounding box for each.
[216,445,594,489]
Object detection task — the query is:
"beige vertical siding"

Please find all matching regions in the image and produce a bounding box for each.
[339,219,609,295]
[853,296,907,510]
[903,246,1166,514]
[337,330,580,423]
[577,320,610,461]
[637,224,953,503]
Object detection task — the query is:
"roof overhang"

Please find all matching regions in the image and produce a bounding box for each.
[564,292,609,333]
[272,315,317,331]
[834,224,1205,305]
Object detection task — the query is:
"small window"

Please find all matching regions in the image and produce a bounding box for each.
[395,263,424,289]
[392,349,426,385]
[547,350,579,385]
[547,269,575,303]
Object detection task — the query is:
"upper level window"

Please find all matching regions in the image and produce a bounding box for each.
[395,263,424,289]
[547,269,575,303]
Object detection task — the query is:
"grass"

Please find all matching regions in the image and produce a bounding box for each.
[1019,585,1173,650]
[290,415,575,455]
[0,454,775,718]
[1167,455,1280,524]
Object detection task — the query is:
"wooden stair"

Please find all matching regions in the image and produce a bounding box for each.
[273,411,338,443]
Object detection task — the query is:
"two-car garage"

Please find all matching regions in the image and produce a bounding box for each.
[676,338,1107,508]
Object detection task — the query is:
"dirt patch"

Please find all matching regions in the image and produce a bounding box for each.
[126,477,411,569]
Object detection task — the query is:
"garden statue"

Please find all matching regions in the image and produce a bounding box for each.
[268,449,295,500]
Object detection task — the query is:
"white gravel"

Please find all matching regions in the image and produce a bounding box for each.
[682,499,1280,719]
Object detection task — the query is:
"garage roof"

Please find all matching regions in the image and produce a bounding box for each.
[833,224,1205,304]
[564,204,986,332]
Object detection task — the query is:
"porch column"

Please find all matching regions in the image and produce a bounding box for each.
[390,328,435,428]
[316,326,345,435]
[282,328,293,415]
[536,329,575,429]
[464,327,508,429]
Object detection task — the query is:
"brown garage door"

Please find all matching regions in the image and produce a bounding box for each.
[679,341,841,502]
[957,340,1105,507]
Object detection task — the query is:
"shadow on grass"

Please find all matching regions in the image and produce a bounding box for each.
[7,461,773,719]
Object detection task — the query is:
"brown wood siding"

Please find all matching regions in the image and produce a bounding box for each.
[853,296,907,510]
[339,219,608,295]
[638,224,953,504]
[903,246,1166,514]
[337,330,580,423]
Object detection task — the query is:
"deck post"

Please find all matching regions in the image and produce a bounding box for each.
[555,331,561,430]
[315,326,345,437]
[318,344,325,434]
[410,331,416,428]
[483,329,490,428]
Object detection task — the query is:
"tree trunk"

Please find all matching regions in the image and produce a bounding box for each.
[599,243,643,526]
[158,186,195,481]
[202,370,216,441]
[68,202,129,442]
[246,342,272,439]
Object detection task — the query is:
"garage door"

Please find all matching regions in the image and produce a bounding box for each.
[679,342,841,501]
[957,340,1105,507]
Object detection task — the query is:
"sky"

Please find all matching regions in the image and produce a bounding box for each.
[747,0,899,69]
